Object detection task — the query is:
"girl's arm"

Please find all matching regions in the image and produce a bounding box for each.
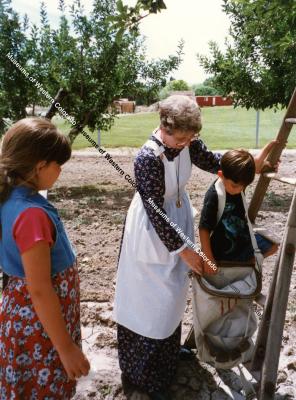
[22,241,90,380]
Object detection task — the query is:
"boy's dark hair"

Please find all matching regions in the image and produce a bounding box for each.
[220,149,255,186]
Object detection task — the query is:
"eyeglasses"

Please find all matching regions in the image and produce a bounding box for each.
[174,132,200,146]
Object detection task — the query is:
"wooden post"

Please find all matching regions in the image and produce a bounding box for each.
[259,187,296,399]
[248,87,296,223]
[250,244,282,374]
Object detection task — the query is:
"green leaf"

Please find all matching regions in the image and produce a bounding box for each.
[116,0,124,13]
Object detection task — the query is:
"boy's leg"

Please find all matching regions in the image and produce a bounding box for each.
[262,243,279,258]
[254,234,279,307]
[255,233,279,259]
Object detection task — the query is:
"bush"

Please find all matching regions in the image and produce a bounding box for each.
[158,79,190,100]
[192,84,220,96]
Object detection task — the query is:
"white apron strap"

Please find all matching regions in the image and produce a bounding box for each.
[214,178,226,225]
[145,130,165,158]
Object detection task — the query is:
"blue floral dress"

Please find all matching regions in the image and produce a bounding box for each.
[0,264,81,400]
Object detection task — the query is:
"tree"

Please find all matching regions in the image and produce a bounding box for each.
[56,0,181,142]
[198,0,296,110]
[128,42,184,105]
[158,78,189,100]
[0,0,31,123]
[109,0,167,38]
[0,0,180,141]
[191,83,220,96]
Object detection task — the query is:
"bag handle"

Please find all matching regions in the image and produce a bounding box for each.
[241,192,263,273]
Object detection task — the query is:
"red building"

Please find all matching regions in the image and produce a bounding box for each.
[196,96,233,107]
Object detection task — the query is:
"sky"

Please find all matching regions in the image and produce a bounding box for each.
[11,0,231,84]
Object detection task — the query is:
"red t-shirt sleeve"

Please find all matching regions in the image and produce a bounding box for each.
[13,207,55,254]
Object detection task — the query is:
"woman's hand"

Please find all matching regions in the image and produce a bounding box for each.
[198,228,218,275]
[58,342,90,381]
[203,258,218,275]
[179,247,203,275]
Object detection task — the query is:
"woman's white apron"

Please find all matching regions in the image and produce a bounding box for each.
[113,135,196,339]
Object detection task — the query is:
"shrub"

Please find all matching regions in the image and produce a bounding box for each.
[192,84,220,96]
[158,79,190,100]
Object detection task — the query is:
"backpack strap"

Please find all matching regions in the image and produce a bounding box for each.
[214,178,226,225]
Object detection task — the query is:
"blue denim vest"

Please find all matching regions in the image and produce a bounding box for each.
[0,186,76,278]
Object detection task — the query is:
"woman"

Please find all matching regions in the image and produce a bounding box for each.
[113,95,275,400]
[114,95,221,400]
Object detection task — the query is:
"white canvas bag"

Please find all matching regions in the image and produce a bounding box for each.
[192,178,263,369]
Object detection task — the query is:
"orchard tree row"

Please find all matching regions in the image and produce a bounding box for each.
[0,0,182,141]
[199,0,296,110]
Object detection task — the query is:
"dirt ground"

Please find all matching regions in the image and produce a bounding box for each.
[46,148,296,400]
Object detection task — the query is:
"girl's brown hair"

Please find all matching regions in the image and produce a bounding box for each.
[0,117,71,203]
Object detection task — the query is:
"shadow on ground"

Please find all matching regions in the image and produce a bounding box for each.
[49,185,135,214]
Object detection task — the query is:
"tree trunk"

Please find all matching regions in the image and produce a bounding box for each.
[68,124,84,145]
[44,88,68,120]
[67,110,95,145]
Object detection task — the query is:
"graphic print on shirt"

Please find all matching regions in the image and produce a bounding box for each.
[220,202,250,255]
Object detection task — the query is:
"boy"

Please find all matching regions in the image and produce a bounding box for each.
[199,148,279,273]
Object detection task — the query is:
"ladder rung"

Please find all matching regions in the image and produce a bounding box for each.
[263,172,296,185]
[285,118,296,124]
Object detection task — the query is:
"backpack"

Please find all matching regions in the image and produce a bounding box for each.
[192,178,264,369]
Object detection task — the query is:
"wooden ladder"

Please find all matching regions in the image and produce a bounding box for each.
[184,88,296,399]
[246,89,296,399]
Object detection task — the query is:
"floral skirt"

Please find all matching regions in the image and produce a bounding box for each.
[0,264,81,400]
[117,323,181,393]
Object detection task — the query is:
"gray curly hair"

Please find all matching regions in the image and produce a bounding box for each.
[159,95,202,135]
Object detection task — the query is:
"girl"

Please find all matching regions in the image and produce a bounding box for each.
[0,118,90,399]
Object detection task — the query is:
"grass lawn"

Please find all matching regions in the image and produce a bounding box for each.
[54,106,296,150]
